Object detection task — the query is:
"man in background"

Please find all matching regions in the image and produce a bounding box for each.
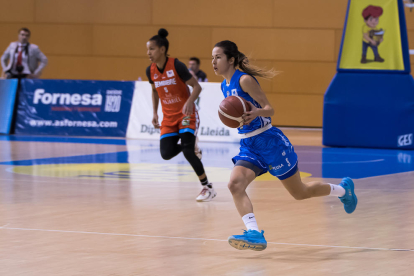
[188,57,208,82]
[1,28,48,79]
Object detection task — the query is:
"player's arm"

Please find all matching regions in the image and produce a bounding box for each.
[240,75,274,125]
[185,77,202,105]
[151,83,160,128]
[175,59,202,115]
[146,66,160,128]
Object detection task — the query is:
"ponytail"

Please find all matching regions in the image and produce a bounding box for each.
[237,52,277,79]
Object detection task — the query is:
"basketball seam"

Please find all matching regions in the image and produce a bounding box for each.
[218,107,243,122]
[234,96,246,113]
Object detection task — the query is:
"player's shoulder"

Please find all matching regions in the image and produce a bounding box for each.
[239,74,257,85]
[174,58,185,68]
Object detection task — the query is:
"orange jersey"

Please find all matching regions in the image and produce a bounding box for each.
[150,58,192,117]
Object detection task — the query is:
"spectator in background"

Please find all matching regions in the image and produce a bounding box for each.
[188,57,208,82]
[1,28,48,79]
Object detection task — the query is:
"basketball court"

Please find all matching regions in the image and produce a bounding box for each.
[0,129,413,275]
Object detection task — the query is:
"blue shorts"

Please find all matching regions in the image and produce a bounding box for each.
[232,127,298,180]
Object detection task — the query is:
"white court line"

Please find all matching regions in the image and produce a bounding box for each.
[0,226,413,252]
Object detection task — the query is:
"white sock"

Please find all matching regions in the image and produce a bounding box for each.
[242,213,259,231]
[329,184,346,197]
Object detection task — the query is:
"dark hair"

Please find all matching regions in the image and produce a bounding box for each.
[149,28,169,55]
[214,40,277,79]
[189,57,200,65]
[19,27,31,36]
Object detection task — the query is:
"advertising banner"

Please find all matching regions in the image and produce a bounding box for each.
[127,82,240,142]
[0,79,18,134]
[15,79,134,137]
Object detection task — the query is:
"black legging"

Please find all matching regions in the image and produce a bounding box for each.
[160,132,205,176]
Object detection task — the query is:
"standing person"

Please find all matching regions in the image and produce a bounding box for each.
[188,57,207,150]
[1,28,48,79]
[211,40,357,251]
[146,28,216,202]
[188,57,208,82]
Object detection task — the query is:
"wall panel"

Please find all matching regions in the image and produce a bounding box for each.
[268,93,324,127]
[272,61,336,94]
[212,28,335,61]
[405,10,414,31]
[153,0,273,27]
[273,0,348,29]
[0,0,35,23]
[42,56,149,81]
[92,0,152,25]
[33,25,93,56]
[35,0,94,24]
[273,29,336,61]
[93,26,212,59]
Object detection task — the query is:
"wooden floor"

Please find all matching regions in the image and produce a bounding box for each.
[0,129,413,276]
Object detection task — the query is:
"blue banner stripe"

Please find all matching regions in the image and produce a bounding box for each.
[0,79,18,134]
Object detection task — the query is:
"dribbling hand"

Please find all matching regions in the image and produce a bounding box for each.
[242,102,259,125]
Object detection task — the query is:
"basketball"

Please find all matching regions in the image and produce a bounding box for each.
[218,96,251,128]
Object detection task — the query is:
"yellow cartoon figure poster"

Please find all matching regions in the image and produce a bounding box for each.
[339,0,404,70]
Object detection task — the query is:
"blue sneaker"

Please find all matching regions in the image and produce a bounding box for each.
[338,177,358,214]
[228,230,267,251]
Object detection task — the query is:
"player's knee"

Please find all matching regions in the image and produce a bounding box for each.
[228,179,246,195]
[160,150,174,160]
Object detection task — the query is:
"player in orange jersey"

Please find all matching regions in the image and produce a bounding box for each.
[145,28,216,202]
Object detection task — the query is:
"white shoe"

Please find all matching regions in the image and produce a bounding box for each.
[194,136,202,160]
[196,186,216,202]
